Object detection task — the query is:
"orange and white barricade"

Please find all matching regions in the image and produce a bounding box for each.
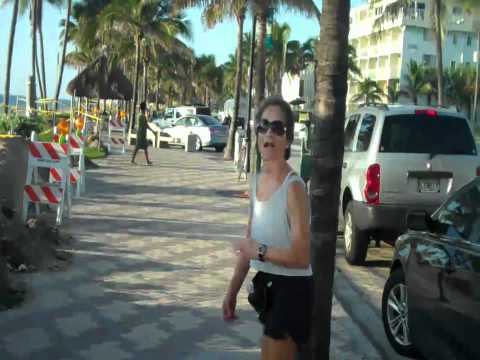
[108,114,126,154]
[22,141,71,225]
[50,130,86,198]
[68,133,86,196]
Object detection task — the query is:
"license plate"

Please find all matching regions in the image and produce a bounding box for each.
[418,179,440,193]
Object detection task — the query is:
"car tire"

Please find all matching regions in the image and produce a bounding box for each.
[215,145,225,152]
[343,202,369,265]
[194,136,202,151]
[382,268,419,357]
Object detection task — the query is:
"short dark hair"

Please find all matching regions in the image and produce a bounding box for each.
[140,102,147,112]
[255,96,295,160]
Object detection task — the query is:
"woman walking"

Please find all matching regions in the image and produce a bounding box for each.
[223,96,312,360]
[131,102,156,165]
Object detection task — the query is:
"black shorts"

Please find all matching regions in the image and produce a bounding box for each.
[251,271,313,348]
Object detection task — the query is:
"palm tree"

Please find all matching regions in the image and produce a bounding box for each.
[387,80,400,103]
[401,60,427,105]
[54,0,71,110]
[100,0,191,131]
[285,38,315,76]
[250,0,320,173]
[347,44,362,79]
[201,0,249,160]
[374,0,446,106]
[265,21,291,95]
[2,0,20,115]
[310,0,350,358]
[459,0,480,128]
[444,65,475,118]
[350,78,385,105]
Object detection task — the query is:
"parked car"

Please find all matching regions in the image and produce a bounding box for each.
[161,115,228,152]
[382,177,480,359]
[163,105,211,127]
[340,105,479,265]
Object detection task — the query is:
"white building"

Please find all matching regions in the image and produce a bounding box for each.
[348,0,479,107]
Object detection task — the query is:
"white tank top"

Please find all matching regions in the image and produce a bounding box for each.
[249,171,313,276]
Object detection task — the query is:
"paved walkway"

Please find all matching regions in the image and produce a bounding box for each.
[0,146,382,359]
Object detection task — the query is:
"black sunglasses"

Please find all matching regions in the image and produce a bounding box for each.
[256,118,287,136]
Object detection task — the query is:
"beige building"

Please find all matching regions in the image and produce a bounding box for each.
[348,0,479,107]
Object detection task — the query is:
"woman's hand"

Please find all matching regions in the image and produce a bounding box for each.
[222,293,238,321]
[234,237,258,260]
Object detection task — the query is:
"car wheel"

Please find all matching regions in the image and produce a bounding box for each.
[382,268,418,357]
[215,145,225,152]
[194,136,202,151]
[344,202,369,265]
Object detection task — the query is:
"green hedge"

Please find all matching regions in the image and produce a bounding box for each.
[0,114,51,138]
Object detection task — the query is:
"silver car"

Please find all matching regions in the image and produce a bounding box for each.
[339,105,479,265]
[162,115,228,152]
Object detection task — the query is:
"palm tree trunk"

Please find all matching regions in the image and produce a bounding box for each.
[3,0,19,115]
[473,31,480,130]
[224,10,246,160]
[130,33,141,133]
[38,20,48,101]
[155,67,160,111]
[54,0,72,111]
[143,61,148,102]
[309,1,350,359]
[35,47,45,100]
[28,0,38,117]
[250,9,267,174]
[434,0,444,106]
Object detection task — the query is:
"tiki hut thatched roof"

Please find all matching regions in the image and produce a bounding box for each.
[67,55,133,100]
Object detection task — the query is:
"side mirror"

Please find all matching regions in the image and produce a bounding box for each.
[406,211,430,232]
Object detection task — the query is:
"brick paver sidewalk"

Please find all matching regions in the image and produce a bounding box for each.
[0,147,381,359]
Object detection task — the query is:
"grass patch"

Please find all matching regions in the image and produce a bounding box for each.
[85,147,106,159]
[37,128,53,142]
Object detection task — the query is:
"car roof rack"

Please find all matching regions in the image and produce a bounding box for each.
[358,103,389,110]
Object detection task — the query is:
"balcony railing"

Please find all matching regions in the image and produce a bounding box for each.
[403,8,425,21]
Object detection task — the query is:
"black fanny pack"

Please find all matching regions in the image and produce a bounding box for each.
[248,272,273,314]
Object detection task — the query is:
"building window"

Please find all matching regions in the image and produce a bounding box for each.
[375,7,382,16]
[451,61,456,69]
[423,54,436,66]
[452,32,458,45]
[452,6,463,16]
[467,35,472,47]
[423,29,433,41]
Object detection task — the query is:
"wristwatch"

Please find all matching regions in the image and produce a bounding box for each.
[258,244,268,262]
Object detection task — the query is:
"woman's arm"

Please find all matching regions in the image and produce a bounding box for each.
[236,181,311,269]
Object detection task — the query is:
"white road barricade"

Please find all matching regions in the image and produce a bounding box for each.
[68,133,86,195]
[22,141,71,225]
[108,117,126,154]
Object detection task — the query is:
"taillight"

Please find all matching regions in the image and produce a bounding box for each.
[364,164,381,205]
[415,109,438,117]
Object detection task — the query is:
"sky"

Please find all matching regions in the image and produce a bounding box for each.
[0,0,365,99]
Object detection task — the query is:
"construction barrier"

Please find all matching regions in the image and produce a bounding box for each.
[22,141,71,225]
[108,114,126,154]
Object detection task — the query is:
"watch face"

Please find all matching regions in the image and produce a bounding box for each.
[258,244,267,261]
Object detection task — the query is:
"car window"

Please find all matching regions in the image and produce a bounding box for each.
[198,115,221,126]
[380,114,477,155]
[184,118,193,127]
[355,113,376,152]
[175,118,185,126]
[191,117,202,126]
[434,181,480,245]
[344,114,360,152]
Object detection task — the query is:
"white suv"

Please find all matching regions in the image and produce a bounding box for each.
[340,105,479,265]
